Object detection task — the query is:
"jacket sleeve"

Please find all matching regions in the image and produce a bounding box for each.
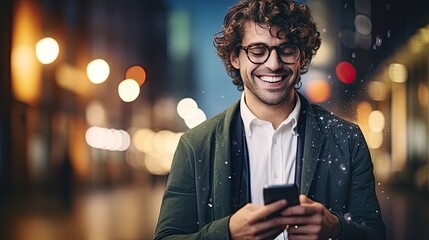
[335,126,386,240]
[154,136,231,240]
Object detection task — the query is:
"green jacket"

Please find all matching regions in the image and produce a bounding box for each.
[155,96,386,240]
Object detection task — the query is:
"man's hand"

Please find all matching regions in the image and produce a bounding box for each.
[282,195,341,240]
[229,200,289,240]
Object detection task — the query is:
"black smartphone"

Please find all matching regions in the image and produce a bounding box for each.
[263,184,300,217]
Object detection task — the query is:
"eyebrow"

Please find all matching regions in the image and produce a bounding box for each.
[244,42,292,47]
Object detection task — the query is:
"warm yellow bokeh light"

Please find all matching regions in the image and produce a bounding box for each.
[55,63,92,96]
[388,63,408,83]
[130,128,182,175]
[85,100,107,126]
[132,128,156,153]
[118,79,140,102]
[87,59,110,84]
[418,83,429,106]
[368,81,387,101]
[35,37,59,64]
[356,101,372,125]
[368,131,383,149]
[11,0,42,105]
[368,110,385,132]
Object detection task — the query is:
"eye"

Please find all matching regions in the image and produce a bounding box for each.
[279,46,297,55]
[248,46,268,56]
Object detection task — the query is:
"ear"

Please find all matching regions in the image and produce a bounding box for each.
[230,53,240,69]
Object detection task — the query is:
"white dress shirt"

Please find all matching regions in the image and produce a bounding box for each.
[240,92,301,240]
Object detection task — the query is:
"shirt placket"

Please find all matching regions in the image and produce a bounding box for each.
[270,130,283,185]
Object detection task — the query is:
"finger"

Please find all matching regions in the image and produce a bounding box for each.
[258,199,287,219]
[256,226,285,240]
[287,224,321,240]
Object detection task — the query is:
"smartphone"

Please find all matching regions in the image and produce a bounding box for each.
[263,184,300,217]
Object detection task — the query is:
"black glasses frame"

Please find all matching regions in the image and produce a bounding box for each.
[240,43,300,65]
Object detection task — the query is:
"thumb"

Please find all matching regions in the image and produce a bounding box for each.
[299,194,313,204]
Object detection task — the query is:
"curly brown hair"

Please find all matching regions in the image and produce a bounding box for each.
[213,0,321,90]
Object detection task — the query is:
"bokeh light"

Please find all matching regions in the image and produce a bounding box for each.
[85,126,130,151]
[177,98,198,119]
[126,65,147,86]
[335,61,356,84]
[176,97,207,128]
[367,131,383,149]
[418,83,429,106]
[356,101,372,125]
[85,100,107,126]
[368,110,385,132]
[35,37,59,64]
[131,128,182,175]
[305,79,331,103]
[118,79,140,102]
[87,59,110,84]
[368,81,387,101]
[388,63,408,83]
[132,128,156,153]
[354,15,372,35]
[55,63,91,96]
[184,108,207,129]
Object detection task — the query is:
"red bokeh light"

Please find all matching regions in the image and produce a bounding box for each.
[335,61,356,84]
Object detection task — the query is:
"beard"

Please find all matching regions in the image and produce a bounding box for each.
[243,74,298,106]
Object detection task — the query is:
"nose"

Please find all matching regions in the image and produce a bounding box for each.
[264,49,283,70]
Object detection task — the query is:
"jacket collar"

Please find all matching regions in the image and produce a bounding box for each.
[212,102,240,219]
[296,92,326,195]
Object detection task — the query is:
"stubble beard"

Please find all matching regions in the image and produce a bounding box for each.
[245,78,297,107]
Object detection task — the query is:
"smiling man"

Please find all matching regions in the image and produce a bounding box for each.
[155,0,386,239]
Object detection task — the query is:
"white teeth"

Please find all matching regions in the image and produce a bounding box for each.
[259,76,283,83]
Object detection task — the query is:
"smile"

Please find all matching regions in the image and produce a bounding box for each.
[258,75,285,83]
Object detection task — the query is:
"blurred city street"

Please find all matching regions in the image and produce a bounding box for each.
[0,176,166,240]
[1,179,428,240]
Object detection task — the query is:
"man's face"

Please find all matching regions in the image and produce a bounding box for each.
[230,22,302,108]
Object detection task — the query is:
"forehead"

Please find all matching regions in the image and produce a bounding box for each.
[242,21,287,45]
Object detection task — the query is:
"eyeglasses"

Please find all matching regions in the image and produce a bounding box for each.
[240,43,300,64]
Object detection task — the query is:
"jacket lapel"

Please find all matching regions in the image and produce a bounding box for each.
[299,96,326,195]
[212,102,238,219]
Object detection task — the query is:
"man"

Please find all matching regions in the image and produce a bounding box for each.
[155,0,386,239]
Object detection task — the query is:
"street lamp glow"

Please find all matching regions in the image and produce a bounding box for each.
[35,37,59,64]
[87,59,110,84]
[388,63,407,83]
[177,98,198,119]
[118,79,140,102]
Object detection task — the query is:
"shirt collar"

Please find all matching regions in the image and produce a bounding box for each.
[240,92,301,137]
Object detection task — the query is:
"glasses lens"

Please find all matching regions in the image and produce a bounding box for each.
[247,45,269,64]
[278,45,299,64]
